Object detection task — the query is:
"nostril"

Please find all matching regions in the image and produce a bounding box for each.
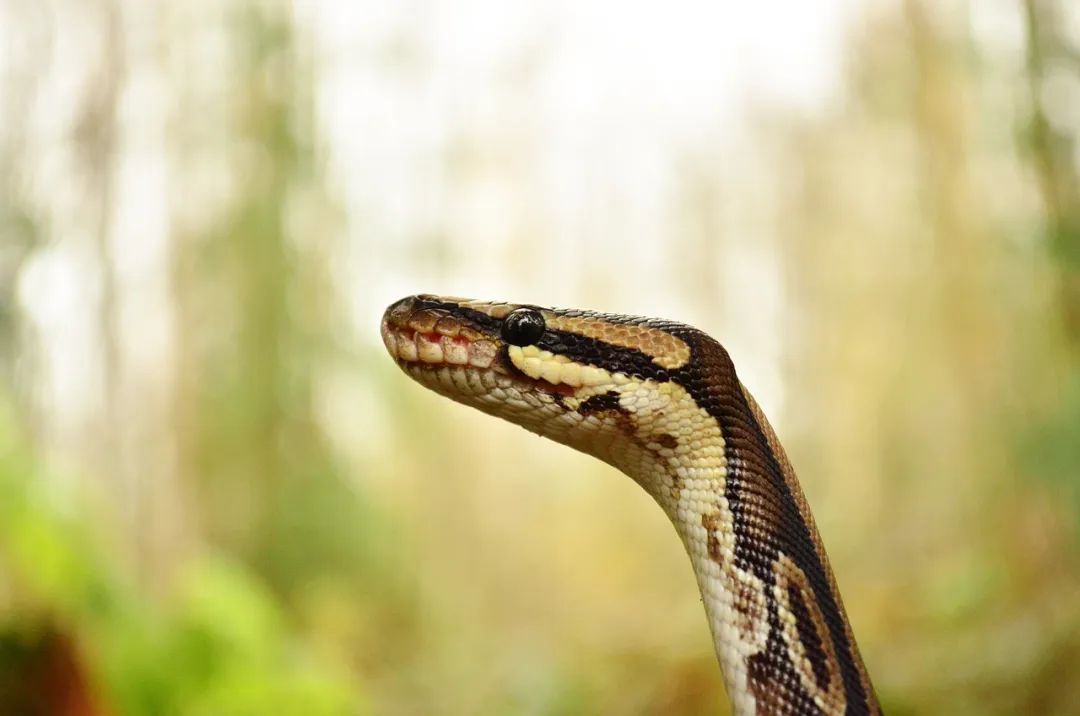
[384,295,418,326]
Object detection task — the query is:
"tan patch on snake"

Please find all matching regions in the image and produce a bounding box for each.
[774,554,846,712]
[458,300,514,320]
[405,308,443,334]
[544,314,691,369]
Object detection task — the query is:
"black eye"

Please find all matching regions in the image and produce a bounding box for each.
[501,308,546,346]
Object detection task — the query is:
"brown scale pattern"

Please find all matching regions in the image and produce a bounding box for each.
[545,312,691,369]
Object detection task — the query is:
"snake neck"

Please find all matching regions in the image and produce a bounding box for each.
[603,381,879,716]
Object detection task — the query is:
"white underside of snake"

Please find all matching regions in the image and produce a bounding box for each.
[381,294,881,715]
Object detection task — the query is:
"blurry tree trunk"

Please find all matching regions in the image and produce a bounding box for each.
[76,0,127,539]
[1022,0,1080,350]
[905,0,983,364]
[0,4,46,411]
[903,0,996,484]
[171,4,299,563]
[169,2,364,595]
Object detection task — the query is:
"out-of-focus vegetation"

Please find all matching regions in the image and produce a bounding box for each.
[1,0,1079,714]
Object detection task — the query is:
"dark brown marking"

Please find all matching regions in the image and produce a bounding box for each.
[578,391,621,415]
[575,390,643,451]
[655,433,678,449]
[702,512,723,562]
[749,657,826,716]
[789,582,831,691]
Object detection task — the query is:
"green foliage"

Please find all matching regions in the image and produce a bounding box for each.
[1024,365,1080,530]
[0,403,364,715]
[102,559,358,716]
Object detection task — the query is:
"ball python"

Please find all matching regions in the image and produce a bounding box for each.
[381,294,880,715]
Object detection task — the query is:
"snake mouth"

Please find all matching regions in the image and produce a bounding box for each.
[381,323,499,369]
[380,295,497,367]
[381,323,575,398]
[381,299,575,398]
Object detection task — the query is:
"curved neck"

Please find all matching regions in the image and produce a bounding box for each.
[607,381,879,715]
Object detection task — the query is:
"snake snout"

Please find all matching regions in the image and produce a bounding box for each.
[381,295,499,369]
[383,295,418,329]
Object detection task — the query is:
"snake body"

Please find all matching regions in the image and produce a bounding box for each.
[381,294,880,715]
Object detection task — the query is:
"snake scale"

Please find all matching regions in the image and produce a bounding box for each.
[381,294,880,715]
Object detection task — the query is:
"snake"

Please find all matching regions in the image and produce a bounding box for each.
[381,294,881,715]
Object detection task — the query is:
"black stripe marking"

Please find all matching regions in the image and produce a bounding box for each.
[536,330,667,382]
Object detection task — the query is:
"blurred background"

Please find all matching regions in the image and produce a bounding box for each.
[1,0,1079,713]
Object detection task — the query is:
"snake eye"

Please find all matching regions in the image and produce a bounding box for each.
[501,308,546,346]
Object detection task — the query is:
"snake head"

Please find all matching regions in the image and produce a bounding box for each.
[380,293,707,466]
[380,294,578,407]
[381,292,696,390]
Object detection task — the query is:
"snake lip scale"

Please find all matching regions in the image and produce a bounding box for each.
[382,294,881,716]
[381,324,572,397]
